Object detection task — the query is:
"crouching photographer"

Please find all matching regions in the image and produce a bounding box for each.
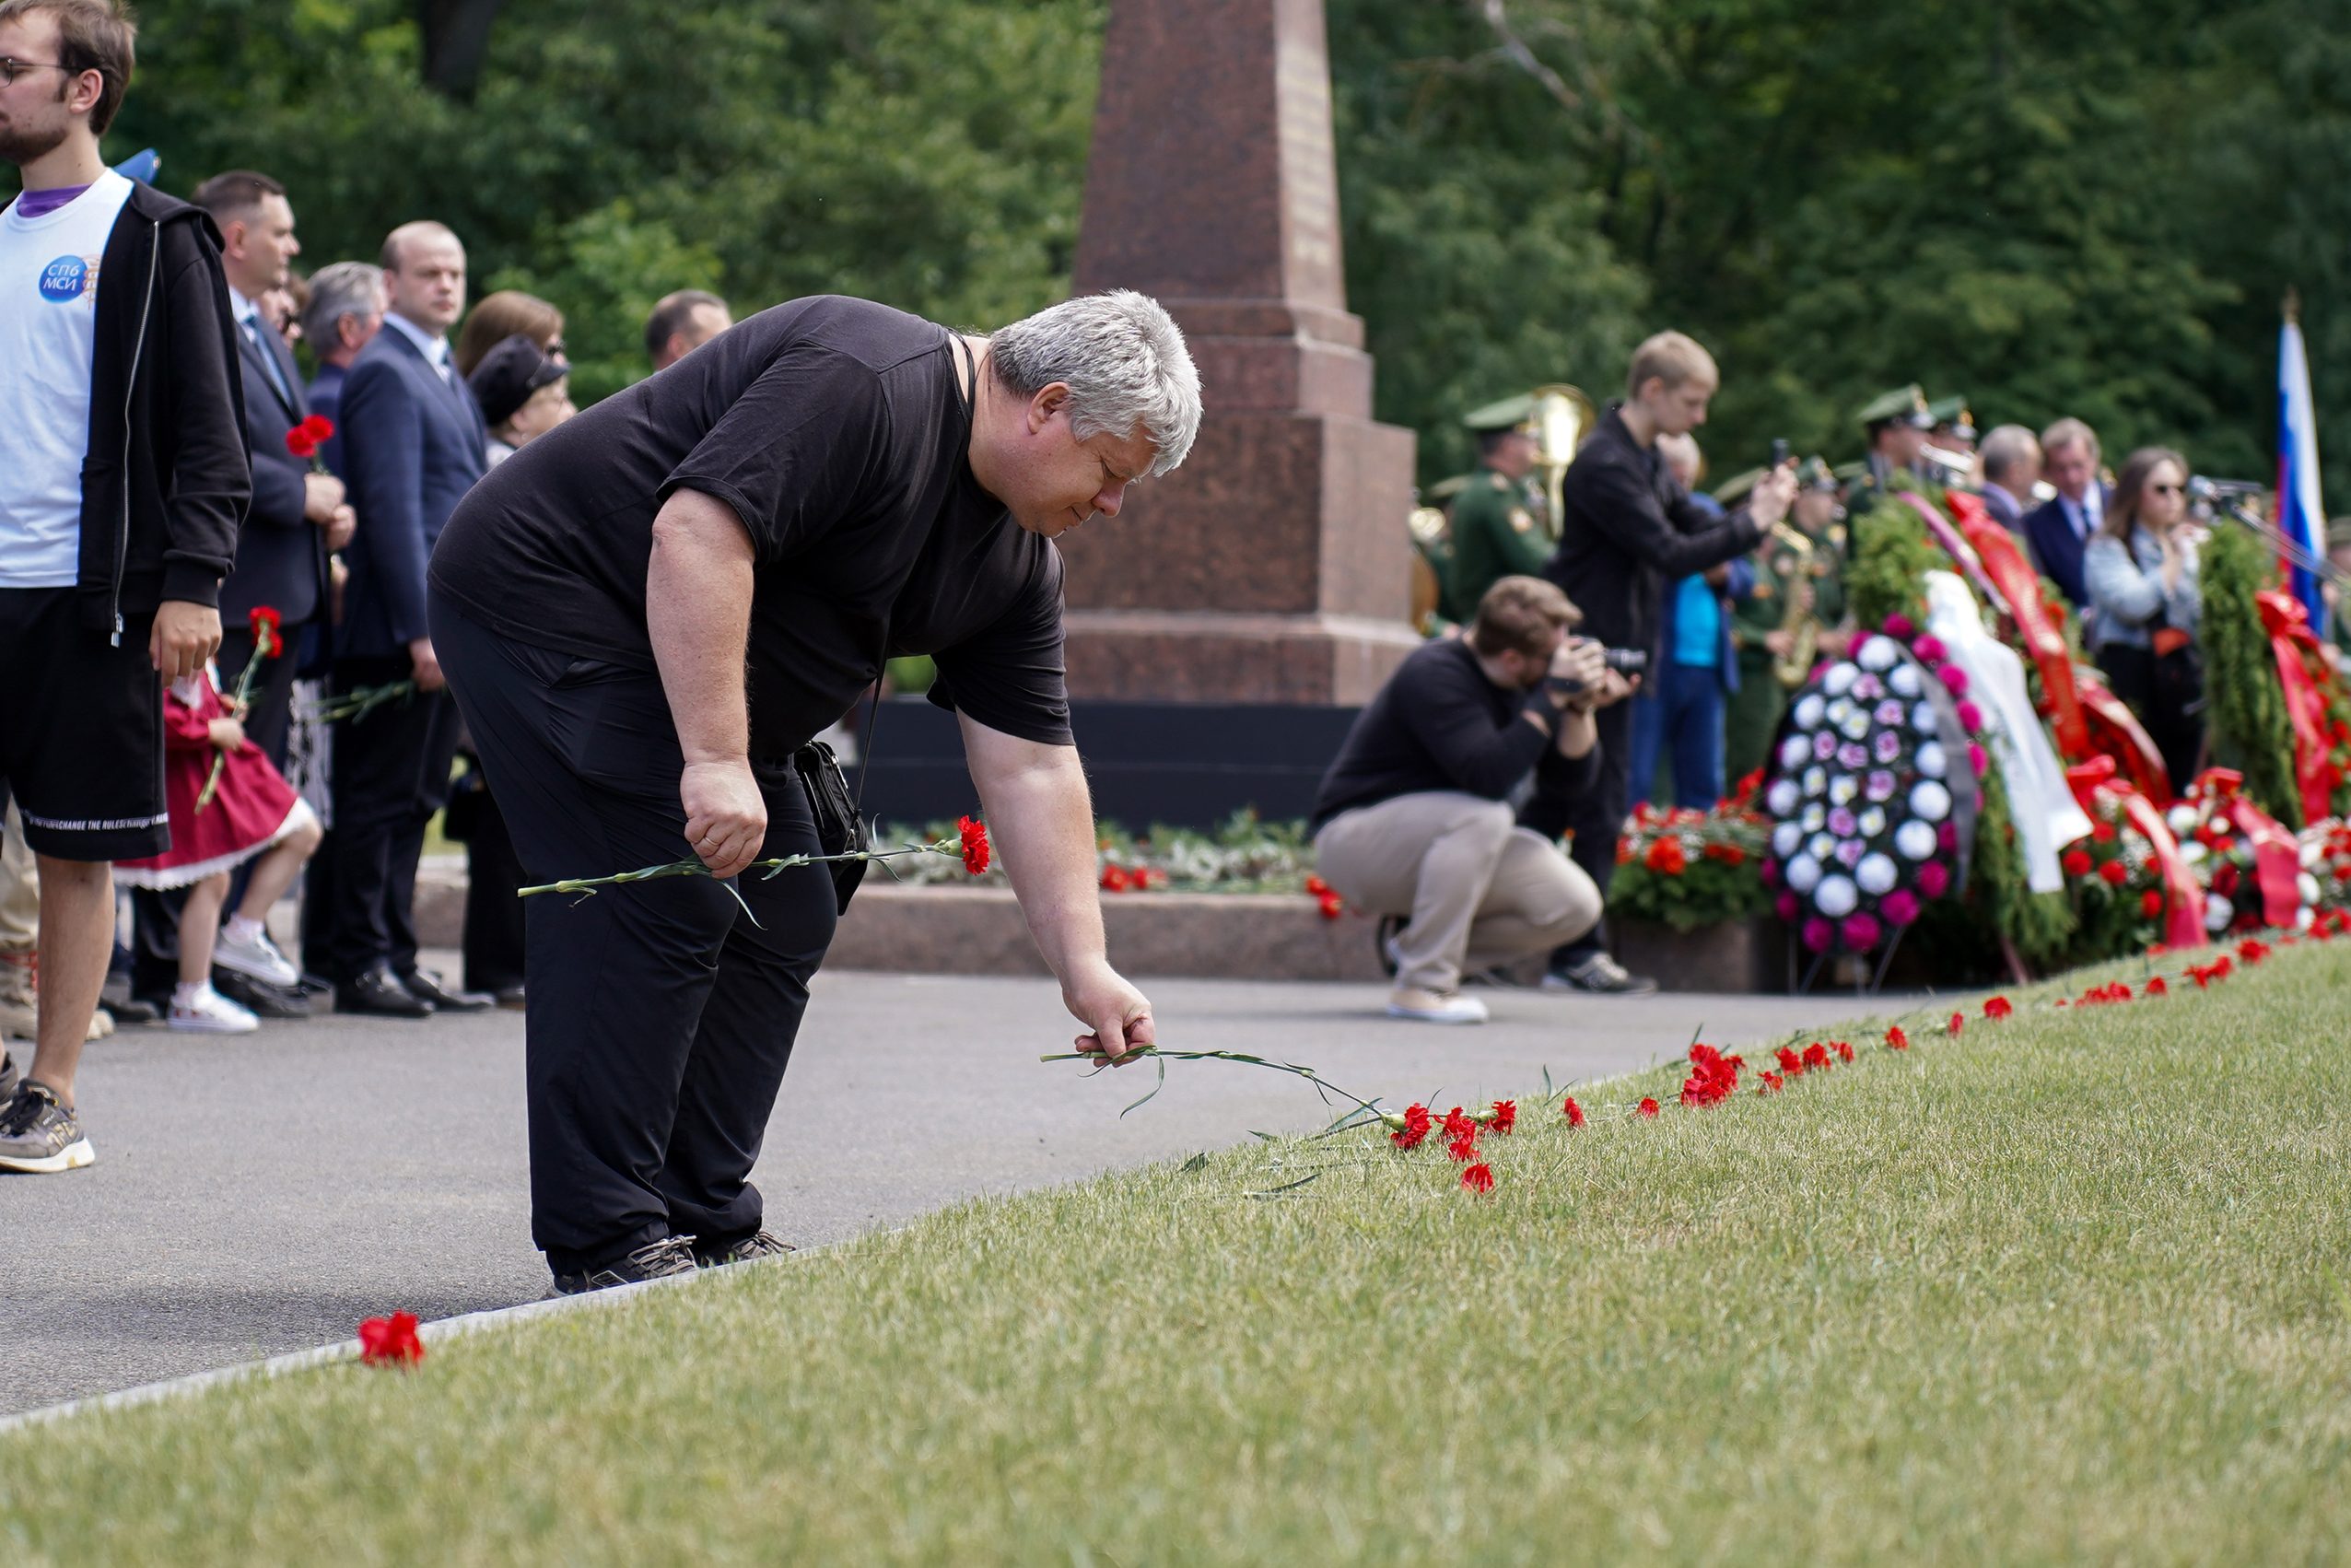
[1310,577,1634,1024]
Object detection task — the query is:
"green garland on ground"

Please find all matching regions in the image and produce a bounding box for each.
[2201,524,2302,826]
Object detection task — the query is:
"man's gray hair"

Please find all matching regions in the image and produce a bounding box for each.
[988,289,1200,477]
[2041,415,2100,462]
[300,261,384,345]
[1981,423,2041,487]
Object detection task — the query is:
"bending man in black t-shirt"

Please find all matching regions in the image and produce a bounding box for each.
[427,292,1201,1294]
[1310,577,1633,1024]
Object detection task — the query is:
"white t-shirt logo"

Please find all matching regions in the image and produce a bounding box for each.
[37,254,92,303]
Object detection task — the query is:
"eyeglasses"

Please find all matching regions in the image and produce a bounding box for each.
[0,58,74,86]
[2149,483,2185,497]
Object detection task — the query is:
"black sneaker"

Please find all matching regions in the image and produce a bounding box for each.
[213,967,312,1020]
[0,1081,95,1174]
[546,1235,700,1296]
[692,1229,795,1269]
[1541,953,1660,996]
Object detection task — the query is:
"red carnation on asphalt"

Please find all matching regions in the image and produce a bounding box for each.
[1562,1096,1585,1128]
[1885,1024,1910,1050]
[1489,1099,1516,1134]
[1983,996,2013,1021]
[958,815,990,875]
[1390,1103,1433,1150]
[2062,848,2093,878]
[1637,1097,1660,1118]
[1460,1163,1495,1195]
[357,1311,425,1367]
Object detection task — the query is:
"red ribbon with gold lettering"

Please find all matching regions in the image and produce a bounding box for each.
[2201,766,2303,928]
[2254,589,2336,826]
[2064,755,2206,949]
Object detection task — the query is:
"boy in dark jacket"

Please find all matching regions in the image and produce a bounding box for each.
[0,0,251,1173]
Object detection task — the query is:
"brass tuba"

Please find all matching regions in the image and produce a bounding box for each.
[1527,383,1597,540]
[1769,521,1819,689]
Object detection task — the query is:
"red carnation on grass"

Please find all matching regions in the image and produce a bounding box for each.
[1833,1039,1854,1062]
[1562,1096,1585,1128]
[2237,938,2271,965]
[2099,860,2128,886]
[1775,1044,1804,1076]
[957,815,990,875]
[1983,996,2013,1021]
[2144,976,2169,997]
[1637,1097,1661,1118]
[2062,848,2093,878]
[1801,1042,1830,1071]
[1390,1103,1433,1151]
[1947,1012,1964,1036]
[1446,1131,1479,1163]
[1441,1106,1475,1142]
[1679,1043,1741,1106]
[1489,1099,1517,1135]
[1885,1024,1910,1050]
[1759,1071,1784,1094]
[357,1311,425,1367]
[1460,1163,1495,1195]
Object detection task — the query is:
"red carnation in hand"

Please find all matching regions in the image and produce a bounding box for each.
[300,413,335,444]
[2062,848,2093,878]
[1885,1024,1910,1050]
[1459,1162,1495,1195]
[958,815,990,875]
[1561,1095,1585,1128]
[1637,1097,1660,1118]
[1389,1103,1433,1150]
[285,426,319,460]
[357,1311,425,1367]
[1489,1099,1516,1134]
[1983,996,2013,1021]
[247,603,284,660]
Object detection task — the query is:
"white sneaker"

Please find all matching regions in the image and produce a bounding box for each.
[170,985,260,1035]
[212,923,301,989]
[1385,988,1490,1024]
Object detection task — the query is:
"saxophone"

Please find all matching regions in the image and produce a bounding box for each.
[1770,521,1819,689]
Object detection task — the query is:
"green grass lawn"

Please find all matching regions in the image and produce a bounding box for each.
[8,943,2351,1564]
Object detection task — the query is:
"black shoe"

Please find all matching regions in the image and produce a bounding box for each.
[1541,953,1660,996]
[547,1235,701,1296]
[336,964,434,1018]
[101,989,161,1024]
[490,983,526,1011]
[213,967,311,1020]
[401,969,492,1013]
[691,1229,795,1269]
[296,971,335,999]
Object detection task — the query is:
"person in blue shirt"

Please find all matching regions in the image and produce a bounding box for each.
[1624,434,1748,808]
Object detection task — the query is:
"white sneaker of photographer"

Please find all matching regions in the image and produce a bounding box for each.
[1385,987,1490,1024]
[212,918,301,989]
[170,983,260,1035]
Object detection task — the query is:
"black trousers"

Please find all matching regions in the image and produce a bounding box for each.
[2095,642,2205,799]
[459,773,527,994]
[325,655,461,983]
[430,593,835,1274]
[1524,698,1632,968]
[129,621,311,999]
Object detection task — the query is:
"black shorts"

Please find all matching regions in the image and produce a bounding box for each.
[0,587,168,861]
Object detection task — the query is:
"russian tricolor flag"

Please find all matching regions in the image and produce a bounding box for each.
[2276,301,2328,625]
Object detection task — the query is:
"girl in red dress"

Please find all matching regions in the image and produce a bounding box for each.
[115,669,322,1033]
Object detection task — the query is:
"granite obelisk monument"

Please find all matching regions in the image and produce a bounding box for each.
[1059,0,1419,704]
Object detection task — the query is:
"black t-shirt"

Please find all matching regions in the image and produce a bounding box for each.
[428,295,1072,758]
[1310,638,1596,831]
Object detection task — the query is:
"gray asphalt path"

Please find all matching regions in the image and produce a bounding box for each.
[1,961,1855,1415]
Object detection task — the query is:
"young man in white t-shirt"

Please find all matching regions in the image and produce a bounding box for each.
[0,0,250,1173]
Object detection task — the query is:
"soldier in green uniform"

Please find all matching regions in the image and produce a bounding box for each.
[1444,394,1554,621]
[1842,383,1937,514]
[1725,459,1850,781]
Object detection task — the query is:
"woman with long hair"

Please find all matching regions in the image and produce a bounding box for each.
[2085,445,2204,793]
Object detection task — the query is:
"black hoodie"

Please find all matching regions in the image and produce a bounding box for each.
[70,180,251,641]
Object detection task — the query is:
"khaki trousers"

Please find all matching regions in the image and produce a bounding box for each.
[0,802,35,952]
[1313,791,1602,993]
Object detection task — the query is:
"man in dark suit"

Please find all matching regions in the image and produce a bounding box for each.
[1979,424,2042,539]
[330,220,490,1017]
[300,261,386,485]
[2023,416,2107,618]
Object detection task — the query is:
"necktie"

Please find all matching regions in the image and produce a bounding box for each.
[242,316,295,407]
